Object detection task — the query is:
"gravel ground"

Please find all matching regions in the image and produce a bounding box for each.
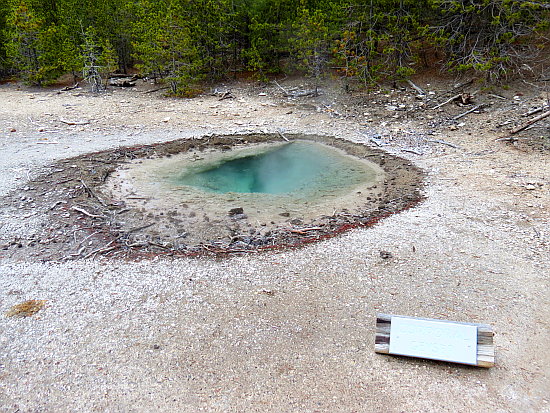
[0,79,548,412]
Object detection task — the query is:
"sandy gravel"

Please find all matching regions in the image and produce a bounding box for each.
[0,79,548,412]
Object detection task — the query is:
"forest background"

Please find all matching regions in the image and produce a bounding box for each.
[0,0,548,96]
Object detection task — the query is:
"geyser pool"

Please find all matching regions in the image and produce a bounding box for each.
[103,136,395,246]
[173,141,375,195]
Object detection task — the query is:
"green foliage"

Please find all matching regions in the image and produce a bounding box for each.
[0,0,10,76]
[1,0,548,88]
[433,0,549,80]
[6,0,65,85]
[289,5,330,83]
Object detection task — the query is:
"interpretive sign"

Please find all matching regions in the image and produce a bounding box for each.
[374,313,495,368]
[389,316,477,365]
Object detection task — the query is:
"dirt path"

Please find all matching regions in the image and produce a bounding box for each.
[0,79,548,412]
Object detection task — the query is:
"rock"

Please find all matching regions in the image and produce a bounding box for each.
[279,212,290,217]
[290,218,303,225]
[228,207,244,216]
[385,105,398,111]
[380,250,393,259]
[525,184,536,190]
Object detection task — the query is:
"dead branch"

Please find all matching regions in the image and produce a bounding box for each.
[428,139,462,150]
[401,149,423,155]
[406,79,425,96]
[487,93,507,100]
[79,179,107,207]
[58,83,80,92]
[453,104,485,120]
[277,130,289,142]
[143,86,169,94]
[273,80,289,96]
[522,105,549,117]
[71,206,104,219]
[510,110,550,135]
[59,118,90,125]
[431,94,461,110]
[82,243,117,259]
[218,91,234,100]
[126,222,155,234]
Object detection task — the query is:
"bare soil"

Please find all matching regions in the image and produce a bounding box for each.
[0,76,548,412]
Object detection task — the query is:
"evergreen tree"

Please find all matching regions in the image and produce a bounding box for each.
[5,0,64,85]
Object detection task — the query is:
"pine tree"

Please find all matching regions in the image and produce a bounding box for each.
[6,0,64,85]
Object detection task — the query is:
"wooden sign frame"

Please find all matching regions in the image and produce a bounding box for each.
[375,313,495,368]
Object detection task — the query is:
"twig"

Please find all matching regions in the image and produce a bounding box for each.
[79,179,107,207]
[143,86,168,94]
[453,104,485,120]
[289,227,323,235]
[487,94,507,100]
[82,242,117,259]
[50,200,67,210]
[510,110,550,135]
[126,222,155,234]
[401,149,423,155]
[431,94,461,110]
[428,139,462,150]
[59,83,80,92]
[273,80,289,96]
[277,130,289,142]
[71,206,104,219]
[59,118,89,126]
[522,105,548,117]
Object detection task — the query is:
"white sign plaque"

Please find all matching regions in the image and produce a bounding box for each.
[389,316,478,365]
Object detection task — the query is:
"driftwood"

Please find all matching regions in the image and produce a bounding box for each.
[453,104,485,120]
[510,110,550,135]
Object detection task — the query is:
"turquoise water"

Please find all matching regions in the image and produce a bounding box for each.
[174,141,375,195]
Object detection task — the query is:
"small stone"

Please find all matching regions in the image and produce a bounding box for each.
[228,207,244,216]
[380,250,393,259]
[525,184,536,190]
[9,128,16,132]
[279,212,290,217]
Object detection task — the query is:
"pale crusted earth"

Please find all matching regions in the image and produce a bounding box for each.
[0,78,548,412]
